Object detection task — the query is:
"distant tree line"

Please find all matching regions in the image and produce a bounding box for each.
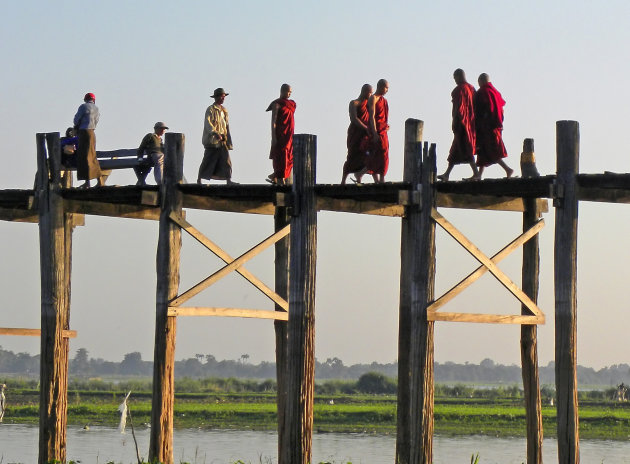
[1,346,629,386]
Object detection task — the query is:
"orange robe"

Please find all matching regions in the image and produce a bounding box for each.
[267,98,296,179]
[475,83,508,167]
[367,96,389,176]
[343,99,370,177]
[448,83,476,165]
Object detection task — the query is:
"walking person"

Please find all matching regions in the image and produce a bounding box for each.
[474,73,513,179]
[197,88,236,185]
[438,69,480,181]
[73,92,103,188]
[341,84,372,185]
[266,84,296,185]
[366,79,390,183]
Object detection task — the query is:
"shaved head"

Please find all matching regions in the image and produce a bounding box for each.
[375,79,389,96]
[453,68,466,84]
[478,73,490,85]
[360,83,373,99]
[280,83,292,98]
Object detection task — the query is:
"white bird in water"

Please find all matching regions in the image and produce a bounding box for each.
[118,391,132,433]
[0,384,6,423]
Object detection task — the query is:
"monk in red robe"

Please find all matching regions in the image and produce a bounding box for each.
[266,84,296,185]
[438,69,480,181]
[367,79,389,183]
[474,73,513,179]
[341,84,373,184]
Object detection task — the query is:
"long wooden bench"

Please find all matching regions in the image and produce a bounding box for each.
[63,148,154,184]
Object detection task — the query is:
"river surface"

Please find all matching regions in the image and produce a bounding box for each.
[1,425,629,463]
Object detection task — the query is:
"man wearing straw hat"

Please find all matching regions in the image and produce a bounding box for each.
[197,87,236,185]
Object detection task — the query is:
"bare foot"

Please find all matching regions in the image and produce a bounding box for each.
[437,174,449,182]
[505,168,514,178]
[463,174,481,181]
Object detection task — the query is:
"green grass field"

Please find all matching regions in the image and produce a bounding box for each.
[4,390,630,440]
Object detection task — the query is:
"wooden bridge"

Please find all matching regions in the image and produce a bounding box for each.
[1,119,626,463]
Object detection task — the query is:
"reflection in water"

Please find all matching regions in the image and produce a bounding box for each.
[0,425,629,463]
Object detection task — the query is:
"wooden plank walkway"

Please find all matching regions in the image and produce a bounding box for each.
[1,172,627,224]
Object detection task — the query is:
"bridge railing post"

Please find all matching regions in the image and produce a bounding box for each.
[281,134,317,464]
[37,132,72,464]
[149,132,184,464]
[554,121,580,464]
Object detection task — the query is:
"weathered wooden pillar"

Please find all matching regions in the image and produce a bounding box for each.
[554,121,580,464]
[274,201,290,461]
[521,188,543,464]
[149,132,184,464]
[396,119,423,464]
[408,143,436,464]
[281,134,317,464]
[37,132,72,464]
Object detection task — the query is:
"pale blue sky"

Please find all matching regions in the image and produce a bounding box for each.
[1,1,629,369]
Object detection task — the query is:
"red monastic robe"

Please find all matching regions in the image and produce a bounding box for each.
[343,99,370,176]
[448,83,476,165]
[474,82,508,167]
[367,96,389,176]
[267,97,296,179]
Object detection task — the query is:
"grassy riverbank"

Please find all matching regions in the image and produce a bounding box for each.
[4,389,630,440]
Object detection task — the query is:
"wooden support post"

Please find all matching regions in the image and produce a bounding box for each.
[554,121,580,464]
[396,118,423,464]
[521,196,543,464]
[281,134,317,464]
[274,204,290,461]
[409,143,436,464]
[149,133,184,464]
[38,132,72,464]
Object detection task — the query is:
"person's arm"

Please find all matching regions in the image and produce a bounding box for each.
[224,109,233,149]
[349,100,367,130]
[452,88,462,132]
[73,105,85,128]
[137,133,151,158]
[207,106,221,139]
[203,105,224,146]
[270,103,279,148]
[368,95,378,141]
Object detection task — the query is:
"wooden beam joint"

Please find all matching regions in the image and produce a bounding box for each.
[550,180,565,207]
[274,192,293,208]
[398,188,422,208]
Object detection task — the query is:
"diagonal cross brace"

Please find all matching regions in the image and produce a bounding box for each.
[431,209,543,319]
[169,220,291,308]
[429,218,545,313]
[169,212,289,311]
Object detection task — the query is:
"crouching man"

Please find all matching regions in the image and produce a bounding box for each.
[135,121,168,185]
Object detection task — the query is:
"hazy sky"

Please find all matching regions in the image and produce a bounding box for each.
[1,1,629,370]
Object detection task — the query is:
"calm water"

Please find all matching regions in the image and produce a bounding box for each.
[1,425,629,463]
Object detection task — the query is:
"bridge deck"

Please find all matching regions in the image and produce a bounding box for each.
[1,172,628,223]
